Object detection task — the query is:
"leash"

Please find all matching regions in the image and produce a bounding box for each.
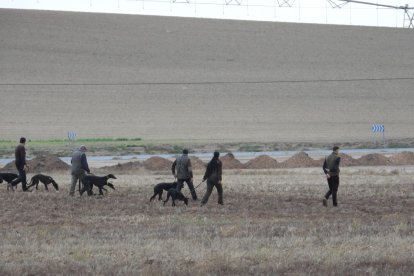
[183,180,204,198]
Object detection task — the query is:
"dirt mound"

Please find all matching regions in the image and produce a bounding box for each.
[98,161,142,173]
[389,151,414,165]
[357,153,391,166]
[190,156,206,170]
[143,156,173,171]
[1,155,70,173]
[221,153,244,169]
[245,155,278,169]
[280,152,319,168]
[339,153,359,166]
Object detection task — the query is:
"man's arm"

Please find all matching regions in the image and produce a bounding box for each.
[187,159,193,179]
[81,154,90,173]
[171,160,177,176]
[322,158,329,176]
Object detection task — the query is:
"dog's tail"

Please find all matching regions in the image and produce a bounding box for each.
[107,182,115,190]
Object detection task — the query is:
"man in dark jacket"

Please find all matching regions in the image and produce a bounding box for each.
[201,151,223,206]
[10,137,29,191]
[69,145,90,196]
[171,149,197,200]
[322,146,341,207]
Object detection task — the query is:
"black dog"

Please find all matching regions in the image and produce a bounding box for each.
[27,174,59,191]
[163,188,188,206]
[0,173,18,191]
[150,182,177,201]
[81,174,116,196]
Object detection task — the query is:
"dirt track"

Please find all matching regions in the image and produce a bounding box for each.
[1,9,414,142]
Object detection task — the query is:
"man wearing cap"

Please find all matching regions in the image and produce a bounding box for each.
[171,149,198,200]
[322,146,341,207]
[10,137,30,191]
[69,145,90,196]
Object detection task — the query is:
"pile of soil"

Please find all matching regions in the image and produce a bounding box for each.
[1,155,70,173]
[220,153,244,169]
[357,153,391,166]
[389,151,414,165]
[338,153,359,166]
[190,156,206,170]
[143,156,173,171]
[279,152,319,168]
[244,155,278,169]
[98,161,142,173]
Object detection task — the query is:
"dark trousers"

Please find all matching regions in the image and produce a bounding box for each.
[176,178,197,200]
[11,168,28,191]
[201,180,223,205]
[325,175,339,206]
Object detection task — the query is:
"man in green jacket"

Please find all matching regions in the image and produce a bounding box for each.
[322,146,341,207]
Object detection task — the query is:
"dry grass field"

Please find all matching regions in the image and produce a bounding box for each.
[1,167,414,275]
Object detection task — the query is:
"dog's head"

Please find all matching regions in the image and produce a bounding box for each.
[52,180,59,191]
[183,197,188,206]
[107,174,117,179]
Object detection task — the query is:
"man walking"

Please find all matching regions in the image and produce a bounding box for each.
[171,149,197,200]
[70,145,90,196]
[201,151,223,206]
[322,146,341,207]
[10,137,29,191]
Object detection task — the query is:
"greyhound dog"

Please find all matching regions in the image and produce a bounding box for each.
[27,174,59,191]
[0,173,18,191]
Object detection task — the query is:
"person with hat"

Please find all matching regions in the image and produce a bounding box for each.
[322,146,341,207]
[200,151,223,206]
[10,137,30,191]
[171,149,198,200]
[69,145,90,196]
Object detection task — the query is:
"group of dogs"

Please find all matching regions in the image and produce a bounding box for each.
[0,172,117,196]
[0,172,188,206]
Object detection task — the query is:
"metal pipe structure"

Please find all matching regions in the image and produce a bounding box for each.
[329,0,414,27]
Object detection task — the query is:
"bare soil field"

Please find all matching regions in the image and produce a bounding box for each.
[1,167,414,275]
[1,9,414,143]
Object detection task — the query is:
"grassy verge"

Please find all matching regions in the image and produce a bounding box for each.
[1,138,414,158]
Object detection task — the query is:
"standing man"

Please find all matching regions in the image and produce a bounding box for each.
[201,151,223,206]
[10,137,29,191]
[322,146,341,207]
[171,149,197,200]
[69,145,90,196]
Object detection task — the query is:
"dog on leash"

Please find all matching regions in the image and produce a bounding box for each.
[163,188,188,206]
[150,182,177,201]
[0,173,18,191]
[27,174,59,191]
[81,174,116,196]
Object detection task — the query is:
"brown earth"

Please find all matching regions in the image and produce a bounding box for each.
[1,10,414,143]
[97,161,142,174]
[221,153,244,169]
[279,152,320,168]
[2,151,414,173]
[142,156,173,171]
[244,155,278,169]
[357,153,391,166]
[389,151,414,165]
[0,155,70,173]
[190,156,206,171]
